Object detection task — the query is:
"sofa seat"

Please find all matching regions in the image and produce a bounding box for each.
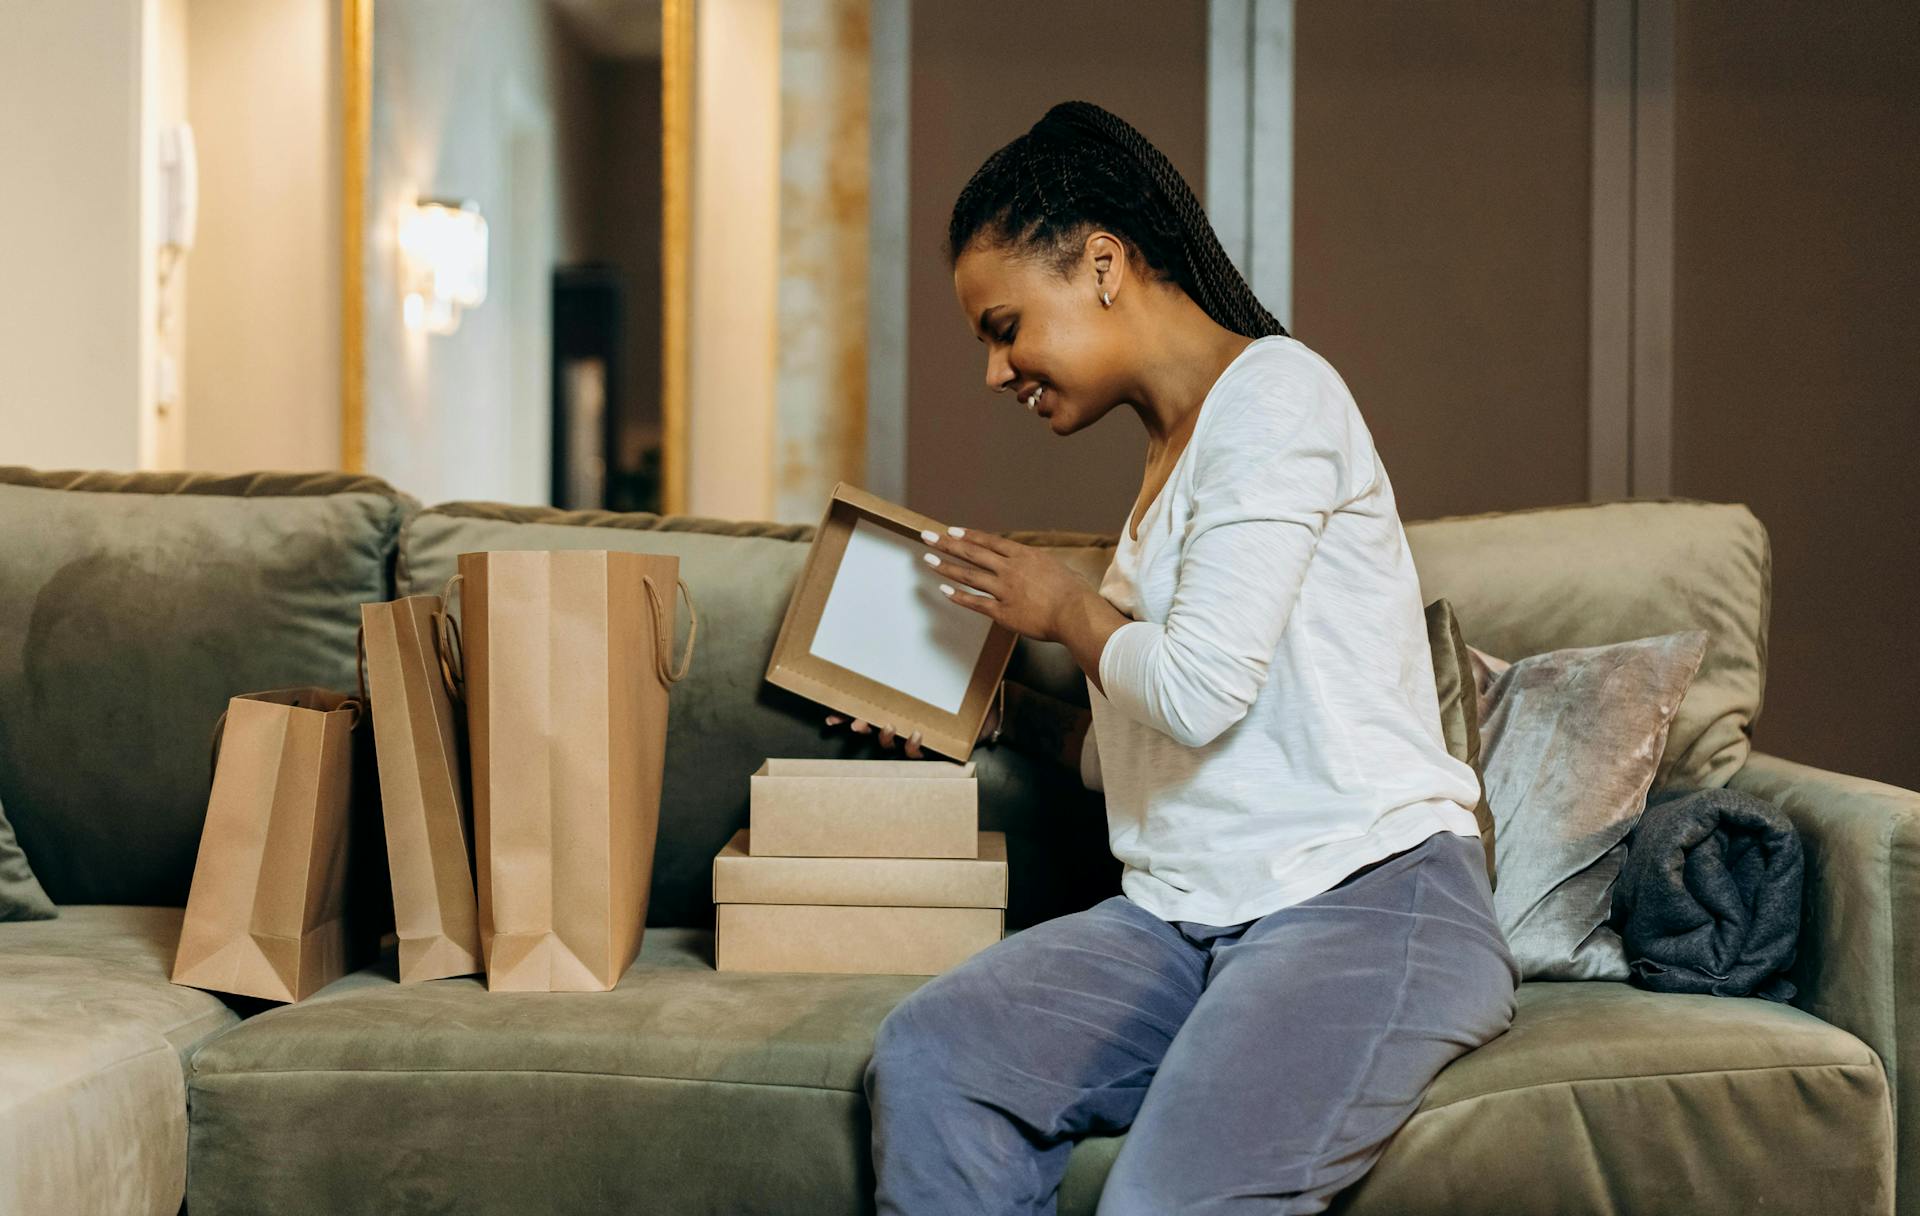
[0,906,241,1216]
[187,928,1893,1216]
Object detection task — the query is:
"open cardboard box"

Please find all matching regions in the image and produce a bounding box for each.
[765,483,1018,761]
[714,829,1007,904]
[748,757,979,858]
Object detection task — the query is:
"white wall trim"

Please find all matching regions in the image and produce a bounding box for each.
[1206,0,1293,330]
[1587,0,1676,501]
[865,0,910,500]
[1630,0,1676,497]
[1588,0,1633,501]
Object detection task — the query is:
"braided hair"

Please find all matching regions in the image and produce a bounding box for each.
[947,100,1287,340]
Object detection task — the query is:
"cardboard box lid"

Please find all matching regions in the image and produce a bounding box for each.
[754,757,977,781]
[713,829,1008,908]
[763,484,1017,763]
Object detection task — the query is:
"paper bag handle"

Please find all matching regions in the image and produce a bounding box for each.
[432,573,467,704]
[644,576,698,686]
[209,708,230,780]
[354,623,370,704]
[208,693,362,780]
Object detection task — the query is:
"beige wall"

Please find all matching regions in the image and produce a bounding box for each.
[183,0,341,474]
[1669,2,1920,791]
[906,0,1211,535]
[149,0,190,470]
[0,0,147,470]
[774,0,869,523]
[686,0,781,520]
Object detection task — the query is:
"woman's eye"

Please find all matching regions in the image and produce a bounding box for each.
[998,326,1016,344]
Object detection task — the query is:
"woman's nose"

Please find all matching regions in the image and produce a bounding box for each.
[984,351,1015,394]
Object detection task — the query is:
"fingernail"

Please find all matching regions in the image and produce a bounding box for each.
[948,526,966,537]
[939,584,955,596]
[920,530,938,544]
[923,553,941,567]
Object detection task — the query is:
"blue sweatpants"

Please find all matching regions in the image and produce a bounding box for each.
[863,830,1519,1215]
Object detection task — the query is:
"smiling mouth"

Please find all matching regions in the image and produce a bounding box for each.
[1020,384,1049,411]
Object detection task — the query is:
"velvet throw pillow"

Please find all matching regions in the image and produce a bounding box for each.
[1424,599,1496,889]
[1469,631,1710,981]
[0,791,56,921]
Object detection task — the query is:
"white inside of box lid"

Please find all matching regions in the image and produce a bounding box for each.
[807,517,994,714]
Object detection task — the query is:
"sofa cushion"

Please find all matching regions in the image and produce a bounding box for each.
[1405,499,1770,791]
[0,468,409,904]
[1,905,241,1216]
[0,790,54,921]
[398,505,1116,930]
[186,932,1889,1216]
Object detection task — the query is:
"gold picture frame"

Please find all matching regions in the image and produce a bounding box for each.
[340,0,371,473]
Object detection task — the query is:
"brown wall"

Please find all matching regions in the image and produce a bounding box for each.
[1669,2,1920,790]
[905,0,1210,534]
[902,3,1917,788]
[1293,2,1595,521]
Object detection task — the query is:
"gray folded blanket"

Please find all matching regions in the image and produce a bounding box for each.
[1609,784,1803,1002]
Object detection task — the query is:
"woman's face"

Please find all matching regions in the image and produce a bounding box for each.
[952,234,1134,437]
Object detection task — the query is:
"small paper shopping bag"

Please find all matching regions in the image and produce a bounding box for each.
[172,688,373,1003]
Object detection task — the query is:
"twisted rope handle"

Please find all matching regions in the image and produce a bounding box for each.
[355,622,370,704]
[643,576,699,686]
[431,573,466,704]
[209,708,230,781]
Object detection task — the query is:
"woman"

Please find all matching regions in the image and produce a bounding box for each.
[846,101,1519,1215]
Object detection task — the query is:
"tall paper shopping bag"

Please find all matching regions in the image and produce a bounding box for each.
[172,688,373,1003]
[360,594,481,982]
[457,549,696,992]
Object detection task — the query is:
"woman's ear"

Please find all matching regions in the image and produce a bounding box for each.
[1084,231,1128,304]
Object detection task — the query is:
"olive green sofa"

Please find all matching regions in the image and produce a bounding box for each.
[0,467,1911,1216]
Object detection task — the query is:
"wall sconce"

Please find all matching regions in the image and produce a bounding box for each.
[399,198,488,335]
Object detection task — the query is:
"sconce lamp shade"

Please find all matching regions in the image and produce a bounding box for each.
[400,198,488,334]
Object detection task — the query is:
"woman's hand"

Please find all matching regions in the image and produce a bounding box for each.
[915,527,1097,643]
[824,693,1002,760]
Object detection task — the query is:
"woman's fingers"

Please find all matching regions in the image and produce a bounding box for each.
[960,529,1018,557]
[939,582,1004,621]
[922,548,998,595]
[829,713,934,757]
[919,527,1007,573]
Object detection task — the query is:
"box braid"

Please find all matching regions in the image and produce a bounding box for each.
[947,100,1288,340]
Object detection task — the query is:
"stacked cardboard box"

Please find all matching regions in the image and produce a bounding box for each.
[713,759,1008,975]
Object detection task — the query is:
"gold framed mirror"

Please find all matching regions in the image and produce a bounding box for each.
[339,0,687,513]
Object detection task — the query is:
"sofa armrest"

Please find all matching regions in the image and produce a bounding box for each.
[1731,751,1920,1209]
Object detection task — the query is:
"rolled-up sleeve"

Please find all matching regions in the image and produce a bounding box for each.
[1097,360,1364,749]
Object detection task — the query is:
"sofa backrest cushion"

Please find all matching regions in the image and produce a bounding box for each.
[0,469,409,905]
[403,497,1769,929]
[1404,499,1769,791]
[400,504,1119,932]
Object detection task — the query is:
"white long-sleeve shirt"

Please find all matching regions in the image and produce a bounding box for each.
[1085,334,1481,926]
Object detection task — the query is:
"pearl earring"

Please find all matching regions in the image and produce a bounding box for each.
[1101,291,1112,307]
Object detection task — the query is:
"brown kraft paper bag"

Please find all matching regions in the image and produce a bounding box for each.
[453,550,696,992]
[359,593,482,982]
[172,688,373,1003]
